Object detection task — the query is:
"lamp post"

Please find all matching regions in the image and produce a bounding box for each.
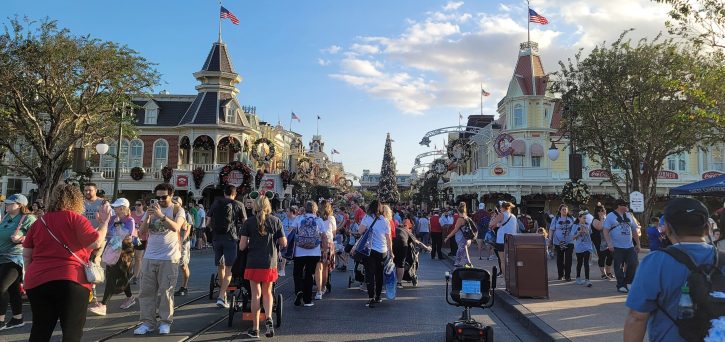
[94,104,125,200]
[548,106,582,182]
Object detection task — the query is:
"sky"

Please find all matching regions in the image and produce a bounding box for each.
[3,0,672,178]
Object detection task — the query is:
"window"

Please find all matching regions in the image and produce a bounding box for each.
[512,155,524,166]
[707,144,724,171]
[666,153,687,172]
[225,108,235,124]
[531,156,541,167]
[217,150,229,164]
[193,150,212,164]
[130,140,143,167]
[145,108,158,124]
[153,139,168,168]
[513,104,524,128]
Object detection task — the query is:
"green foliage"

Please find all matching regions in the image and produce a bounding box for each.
[551,31,725,218]
[0,17,159,200]
[653,0,725,49]
[377,133,400,204]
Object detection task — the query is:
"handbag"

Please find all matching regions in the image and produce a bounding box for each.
[352,217,378,262]
[40,217,105,284]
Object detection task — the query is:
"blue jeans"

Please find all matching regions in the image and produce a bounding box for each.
[613,247,638,288]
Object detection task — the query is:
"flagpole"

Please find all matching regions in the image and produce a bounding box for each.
[316,116,319,136]
[528,0,536,96]
[218,0,223,43]
[289,111,293,132]
[480,83,483,115]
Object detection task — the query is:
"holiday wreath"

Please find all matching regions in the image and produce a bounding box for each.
[219,161,252,192]
[447,139,470,163]
[317,167,331,181]
[561,179,591,205]
[130,167,145,181]
[161,166,173,183]
[432,158,449,175]
[192,167,205,189]
[251,138,276,163]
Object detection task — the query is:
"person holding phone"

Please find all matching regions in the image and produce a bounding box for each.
[134,183,186,335]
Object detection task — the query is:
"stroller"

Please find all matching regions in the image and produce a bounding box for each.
[226,249,283,328]
[401,245,420,287]
[444,267,497,341]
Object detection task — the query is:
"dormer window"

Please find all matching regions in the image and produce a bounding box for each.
[225,108,236,124]
[144,101,159,125]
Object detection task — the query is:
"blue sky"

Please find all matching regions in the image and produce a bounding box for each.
[4,0,670,177]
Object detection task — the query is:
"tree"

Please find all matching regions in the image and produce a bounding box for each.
[551,31,725,220]
[653,0,725,49]
[0,18,159,202]
[377,133,400,204]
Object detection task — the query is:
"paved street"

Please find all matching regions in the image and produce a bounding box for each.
[1,249,537,341]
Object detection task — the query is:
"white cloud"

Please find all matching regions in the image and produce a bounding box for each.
[317,58,330,66]
[321,45,342,54]
[325,0,671,114]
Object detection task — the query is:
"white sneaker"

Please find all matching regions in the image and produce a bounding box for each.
[585,280,592,287]
[303,302,314,307]
[119,296,136,310]
[617,287,629,293]
[88,303,106,316]
[133,324,154,335]
[279,269,286,277]
[216,298,229,309]
[575,278,584,285]
[158,323,171,335]
[315,292,323,300]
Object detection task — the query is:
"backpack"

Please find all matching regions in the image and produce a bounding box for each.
[296,216,321,249]
[478,214,491,233]
[212,200,239,236]
[461,218,477,240]
[657,246,725,341]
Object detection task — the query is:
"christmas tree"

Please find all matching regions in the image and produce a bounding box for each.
[377,133,400,204]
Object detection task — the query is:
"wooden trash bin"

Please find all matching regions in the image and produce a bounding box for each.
[504,233,548,298]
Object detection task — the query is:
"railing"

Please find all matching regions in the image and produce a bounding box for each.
[177,164,225,172]
[90,167,164,180]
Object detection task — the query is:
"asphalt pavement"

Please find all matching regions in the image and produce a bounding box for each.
[1,248,537,341]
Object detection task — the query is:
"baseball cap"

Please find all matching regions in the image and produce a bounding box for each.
[614,199,629,207]
[478,203,485,210]
[663,197,709,228]
[4,194,28,206]
[110,198,130,208]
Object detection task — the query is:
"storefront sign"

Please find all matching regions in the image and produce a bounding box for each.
[492,166,506,176]
[228,170,245,186]
[658,170,679,180]
[176,175,188,188]
[703,171,724,180]
[588,169,611,178]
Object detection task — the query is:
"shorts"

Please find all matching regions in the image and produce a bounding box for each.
[180,241,191,266]
[393,245,408,268]
[494,243,505,252]
[134,240,147,251]
[213,239,238,267]
[244,268,278,283]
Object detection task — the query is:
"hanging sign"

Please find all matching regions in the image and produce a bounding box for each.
[629,191,645,213]
[176,175,188,188]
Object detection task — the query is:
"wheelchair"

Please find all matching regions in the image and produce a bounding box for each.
[444,266,497,342]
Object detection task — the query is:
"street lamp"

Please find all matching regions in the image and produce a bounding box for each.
[94,104,126,200]
[547,141,560,161]
[95,142,109,155]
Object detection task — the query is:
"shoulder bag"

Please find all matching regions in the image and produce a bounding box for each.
[40,217,105,284]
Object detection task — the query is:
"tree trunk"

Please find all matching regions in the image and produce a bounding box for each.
[35,157,70,205]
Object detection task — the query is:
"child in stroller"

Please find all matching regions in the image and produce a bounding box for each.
[444,267,497,341]
[394,223,431,288]
[226,249,283,329]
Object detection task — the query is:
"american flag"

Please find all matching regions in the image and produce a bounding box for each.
[220,6,240,25]
[291,112,300,121]
[528,8,549,25]
[481,88,491,97]
[331,149,340,154]
[317,115,321,120]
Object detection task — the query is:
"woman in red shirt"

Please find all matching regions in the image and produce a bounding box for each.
[22,184,109,341]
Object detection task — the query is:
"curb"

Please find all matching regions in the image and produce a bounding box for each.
[442,248,571,342]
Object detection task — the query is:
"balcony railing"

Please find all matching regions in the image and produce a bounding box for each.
[177,164,226,172]
[90,167,164,180]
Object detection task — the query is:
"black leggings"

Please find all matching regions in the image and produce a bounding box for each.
[27,280,90,342]
[101,264,132,305]
[597,248,613,268]
[364,250,385,300]
[576,251,591,279]
[555,244,574,279]
[0,262,23,317]
[293,256,320,305]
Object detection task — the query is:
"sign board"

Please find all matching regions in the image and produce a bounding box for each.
[258,173,284,197]
[703,171,724,180]
[658,170,678,180]
[176,175,188,188]
[492,166,506,176]
[228,170,245,187]
[629,191,645,213]
[589,169,612,178]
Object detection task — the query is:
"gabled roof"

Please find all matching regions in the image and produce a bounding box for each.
[513,54,547,96]
[200,43,236,74]
[133,99,194,127]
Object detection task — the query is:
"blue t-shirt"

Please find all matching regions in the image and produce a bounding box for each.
[603,211,636,248]
[573,223,593,253]
[647,225,663,251]
[550,216,575,246]
[626,243,724,342]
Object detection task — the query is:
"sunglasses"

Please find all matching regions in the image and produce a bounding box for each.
[135,203,143,206]
[156,195,169,200]
[249,191,274,200]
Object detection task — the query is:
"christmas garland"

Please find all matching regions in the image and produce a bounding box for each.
[179,136,191,150]
[432,158,449,175]
[255,169,264,189]
[447,139,470,163]
[219,161,252,192]
[281,170,292,188]
[161,166,173,183]
[130,167,145,181]
[317,167,331,181]
[561,180,591,205]
[218,137,242,153]
[192,167,205,189]
[481,192,516,204]
[296,157,313,176]
[193,135,214,150]
[251,138,276,163]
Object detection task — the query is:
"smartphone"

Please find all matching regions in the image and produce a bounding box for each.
[150,199,158,206]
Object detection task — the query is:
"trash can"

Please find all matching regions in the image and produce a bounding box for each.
[504,233,548,298]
